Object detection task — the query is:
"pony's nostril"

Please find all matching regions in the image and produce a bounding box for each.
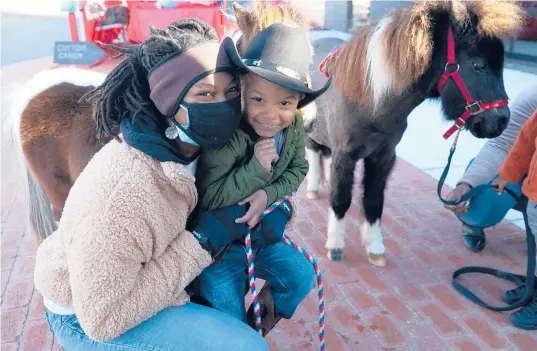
[498,116,508,130]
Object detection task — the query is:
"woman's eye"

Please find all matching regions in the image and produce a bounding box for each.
[472,61,487,71]
[197,91,213,97]
[280,101,291,106]
[227,86,239,94]
[253,97,264,103]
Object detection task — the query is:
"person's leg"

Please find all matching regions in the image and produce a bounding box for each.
[508,199,537,330]
[461,185,527,253]
[461,223,487,253]
[251,198,292,250]
[189,244,249,323]
[46,303,269,351]
[251,242,315,333]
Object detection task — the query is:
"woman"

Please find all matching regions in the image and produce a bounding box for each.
[445,86,537,252]
[444,85,537,329]
[34,19,269,350]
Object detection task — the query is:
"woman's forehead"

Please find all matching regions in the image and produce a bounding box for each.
[192,72,235,87]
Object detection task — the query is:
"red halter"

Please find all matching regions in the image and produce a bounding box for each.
[318,28,508,140]
[438,28,508,140]
[319,47,342,78]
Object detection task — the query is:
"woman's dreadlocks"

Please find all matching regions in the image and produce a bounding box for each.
[81,18,219,141]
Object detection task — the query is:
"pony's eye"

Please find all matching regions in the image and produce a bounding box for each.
[472,61,487,71]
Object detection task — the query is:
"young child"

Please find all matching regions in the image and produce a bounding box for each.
[190,23,331,335]
[495,106,537,331]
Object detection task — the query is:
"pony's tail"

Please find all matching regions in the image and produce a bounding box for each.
[11,115,57,242]
[26,168,58,242]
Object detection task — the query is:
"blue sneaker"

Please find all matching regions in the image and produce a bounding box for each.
[461,224,486,253]
[510,296,537,330]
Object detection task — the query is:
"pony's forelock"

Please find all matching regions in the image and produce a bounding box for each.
[455,0,525,39]
[234,0,310,51]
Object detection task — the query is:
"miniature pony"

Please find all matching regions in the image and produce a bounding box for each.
[304,0,525,265]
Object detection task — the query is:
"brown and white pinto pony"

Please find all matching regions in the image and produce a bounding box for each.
[11,68,110,241]
[304,0,525,265]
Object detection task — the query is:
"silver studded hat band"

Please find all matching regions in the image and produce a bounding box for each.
[241,58,308,86]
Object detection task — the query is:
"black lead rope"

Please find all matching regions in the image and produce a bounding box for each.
[437,130,536,311]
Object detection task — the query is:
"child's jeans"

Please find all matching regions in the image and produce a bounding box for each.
[190,201,315,322]
[191,242,315,322]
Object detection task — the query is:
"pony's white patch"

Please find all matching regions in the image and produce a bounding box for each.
[323,156,332,185]
[301,101,317,123]
[306,148,321,193]
[361,220,385,255]
[301,101,317,131]
[8,67,107,157]
[326,208,346,250]
[366,17,395,108]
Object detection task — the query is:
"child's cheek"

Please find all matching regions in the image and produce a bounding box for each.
[245,102,258,120]
[283,109,297,127]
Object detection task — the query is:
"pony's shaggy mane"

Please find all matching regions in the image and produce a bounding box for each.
[233,0,310,49]
[331,0,524,106]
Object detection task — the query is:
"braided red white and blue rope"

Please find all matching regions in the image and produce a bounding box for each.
[245,195,326,351]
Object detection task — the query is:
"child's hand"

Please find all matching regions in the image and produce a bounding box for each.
[235,190,268,228]
[254,139,279,171]
[492,177,508,194]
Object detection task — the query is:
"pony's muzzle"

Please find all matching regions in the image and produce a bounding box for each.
[468,105,510,139]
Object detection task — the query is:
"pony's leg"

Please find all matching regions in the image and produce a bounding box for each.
[305,147,321,200]
[326,148,358,261]
[361,147,396,267]
[322,155,332,186]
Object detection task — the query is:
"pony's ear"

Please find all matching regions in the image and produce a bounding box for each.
[233,2,251,27]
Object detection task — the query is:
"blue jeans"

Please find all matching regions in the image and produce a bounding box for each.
[45,303,269,350]
[191,242,316,323]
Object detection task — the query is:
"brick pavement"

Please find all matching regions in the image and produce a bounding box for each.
[2,158,537,350]
[1,57,536,351]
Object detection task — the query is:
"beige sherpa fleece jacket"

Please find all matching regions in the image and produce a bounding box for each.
[34,139,212,342]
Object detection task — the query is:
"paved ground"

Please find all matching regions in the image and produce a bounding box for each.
[1,8,537,349]
[1,57,537,350]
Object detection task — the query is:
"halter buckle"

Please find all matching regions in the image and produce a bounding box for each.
[444,63,459,73]
[466,101,484,115]
[455,117,466,129]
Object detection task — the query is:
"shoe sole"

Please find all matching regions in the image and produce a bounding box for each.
[510,319,537,330]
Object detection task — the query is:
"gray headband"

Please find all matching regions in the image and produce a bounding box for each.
[148,41,233,116]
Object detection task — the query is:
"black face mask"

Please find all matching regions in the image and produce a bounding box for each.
[171,96,242,150]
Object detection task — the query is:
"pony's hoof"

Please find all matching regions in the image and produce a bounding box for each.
[368,253,386,267]
[327,249,343,261]
[306,191,319,200]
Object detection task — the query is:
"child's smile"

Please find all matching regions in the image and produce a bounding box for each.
[253,116,281,130]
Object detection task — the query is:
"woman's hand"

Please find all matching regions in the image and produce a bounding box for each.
[254,139,279,171]
[492,176,508,194]
[444,183,472,214]
[235,190,268,228]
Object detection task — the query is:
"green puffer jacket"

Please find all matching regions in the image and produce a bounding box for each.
[196,111,308,211]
